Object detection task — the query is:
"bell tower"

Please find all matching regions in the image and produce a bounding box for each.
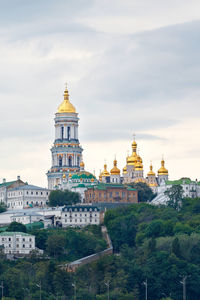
[47,85,83,190]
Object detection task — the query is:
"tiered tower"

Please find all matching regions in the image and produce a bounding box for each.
[47,85,83,190]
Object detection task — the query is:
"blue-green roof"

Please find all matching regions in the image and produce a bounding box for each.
[71,171,96,180]
[0,232,33,236]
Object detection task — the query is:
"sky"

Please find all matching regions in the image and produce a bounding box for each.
[0,0,200,187]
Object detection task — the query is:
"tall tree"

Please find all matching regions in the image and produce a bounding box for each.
[165,185,184,210]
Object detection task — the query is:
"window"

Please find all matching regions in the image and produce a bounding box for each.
[67,126,70,139]
[16,238,19,241]
[75,219,77,222]
[61,126,64,140]
[41,192,43,195]
[23,244,25,248]
[80,219,82,222]
[27,191,28,195]
[8,238,11,241]
[16,244,19,248]
[31,192,33,195]
[36,192,38,195]
[29,245,32,248]
[9,244,11,247]
[59,156,62,167]
[23,238,25,242]
[29,238,32,242]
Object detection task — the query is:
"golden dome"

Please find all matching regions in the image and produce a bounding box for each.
[110,159,120,175]
[91,178,95,183]
[135,156,143,171]
[147,163,155,176]
[69,173,72,178]
[58,85,76,113]
[123,165,127,174]
[80,161,85,168]
[101,164,110,177]
[63,173,66,179]
[158,159,168,175]
[127,138,138,166]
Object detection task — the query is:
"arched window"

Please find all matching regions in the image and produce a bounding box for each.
[68,156,72,167]
[77,156,80,166]
[67,127,71,140]
[61,126,64,140]
[59,156,62,167]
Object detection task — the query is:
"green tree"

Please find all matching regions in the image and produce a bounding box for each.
[165,185,184,210]
[48,189,80,206]
[6,221,27,233]
[46,234,65,257]
[128,182,156,202]
[172,237,181,257]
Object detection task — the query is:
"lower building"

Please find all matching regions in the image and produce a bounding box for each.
[0,232,35,255]
[59,205,100,227]
[84,183,138,204]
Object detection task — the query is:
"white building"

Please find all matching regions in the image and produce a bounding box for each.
[59,205,100,227]
[0,232,35,255]
[7,185,50,209]
[0,177,26,204]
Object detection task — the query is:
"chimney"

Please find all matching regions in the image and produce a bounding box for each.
[17,176,20,180]
[3,178,6,183]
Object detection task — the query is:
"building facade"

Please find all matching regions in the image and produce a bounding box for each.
[7,185,50,209]
[0,232,35,255]
[0,177,26,205]
[59,205,100,227]
[85,183,138,203]
[47,85,83,190]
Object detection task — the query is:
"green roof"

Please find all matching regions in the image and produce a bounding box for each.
[25,222,44,230]
[166,177,196,185]
[71,171,96,180]
[0,181,16,188]
[87,183,136,191]
[0,232,33,236]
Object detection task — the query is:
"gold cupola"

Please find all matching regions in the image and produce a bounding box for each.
[135,156,143,171]
[101,164,110,177]
[110,159,120,175]
[147,163,155,176]
[158,158,168,175]
[127,139,138,165]
[58,85,76,114]
[80,161,85,168]
[123,165,127,174]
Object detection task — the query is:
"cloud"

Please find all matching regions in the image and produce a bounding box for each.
[0,1,200,185]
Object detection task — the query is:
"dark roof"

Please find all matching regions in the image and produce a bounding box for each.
[62,205,99,212]
[9,184,49,191]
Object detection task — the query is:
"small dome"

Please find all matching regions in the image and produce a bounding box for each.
[135,157,143,171]
[57,85,76,113]
[123,165,127,173]
[147,164,155,176]
[110,159,120,175]
[63,173,66,179]
[158,159,168,175]
[101,164,110,177]
[80,161,85,168]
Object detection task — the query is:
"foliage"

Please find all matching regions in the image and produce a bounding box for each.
[127,182,156,202]
[48,189,81,207]
[6,221,27,233]
[165,185,184,210]
[0,199,200,299]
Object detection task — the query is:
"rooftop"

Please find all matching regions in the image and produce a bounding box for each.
[9,184,49,191]
[0,232,33,236]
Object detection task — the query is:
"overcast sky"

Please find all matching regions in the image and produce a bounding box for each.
[1,0,200,187]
